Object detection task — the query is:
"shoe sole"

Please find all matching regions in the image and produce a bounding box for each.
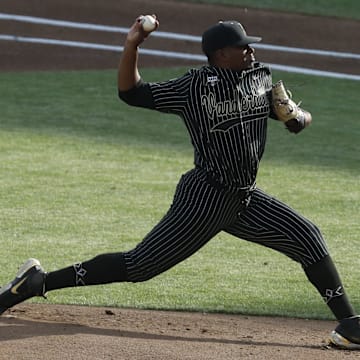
[16,258,42,278]
[330,330,360,350]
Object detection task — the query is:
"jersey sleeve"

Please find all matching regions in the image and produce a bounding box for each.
[149,71,192,114]
[118,80,156,109]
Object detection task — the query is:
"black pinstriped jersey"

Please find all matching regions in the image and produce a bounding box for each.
[148,62,273,190]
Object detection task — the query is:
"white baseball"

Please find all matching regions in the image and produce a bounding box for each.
[141,15,156,32]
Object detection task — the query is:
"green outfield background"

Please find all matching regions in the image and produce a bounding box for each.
[0,1,359,319]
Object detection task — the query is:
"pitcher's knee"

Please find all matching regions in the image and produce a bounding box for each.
[123,253,162,283]
[128,270,159,283]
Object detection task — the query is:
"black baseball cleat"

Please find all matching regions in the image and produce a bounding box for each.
[0,258,47,315]
[330,315,360,350]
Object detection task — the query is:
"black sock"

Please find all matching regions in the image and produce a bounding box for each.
[304,255,355,320]
[45,252,128,291]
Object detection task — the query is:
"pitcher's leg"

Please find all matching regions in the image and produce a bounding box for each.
[225,188,355,320]
[0,172,233,314]
[48,170,232,287]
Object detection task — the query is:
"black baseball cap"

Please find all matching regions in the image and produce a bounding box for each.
[202,21,262,56]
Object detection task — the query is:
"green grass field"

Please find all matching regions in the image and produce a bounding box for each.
[0,67,359,319]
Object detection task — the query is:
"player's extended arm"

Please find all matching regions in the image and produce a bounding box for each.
[118,15,159,91]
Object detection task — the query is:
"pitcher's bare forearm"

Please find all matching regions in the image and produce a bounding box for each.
[118,41,141,91]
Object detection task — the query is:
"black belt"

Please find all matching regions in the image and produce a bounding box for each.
[201,171,255,200]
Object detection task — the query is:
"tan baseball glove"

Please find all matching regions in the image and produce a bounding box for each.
[271,80,301,122]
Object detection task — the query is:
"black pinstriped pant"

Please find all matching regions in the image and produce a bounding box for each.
[123,168,329,282]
